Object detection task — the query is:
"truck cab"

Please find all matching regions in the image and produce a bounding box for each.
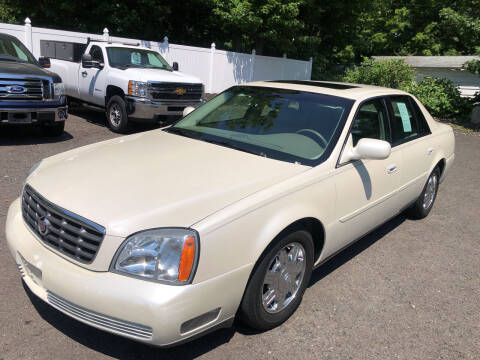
[49,41,204,132]
[0,33,67,136]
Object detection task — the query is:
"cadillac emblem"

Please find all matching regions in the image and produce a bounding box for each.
[37,217,50,236]
[173,88,187,96]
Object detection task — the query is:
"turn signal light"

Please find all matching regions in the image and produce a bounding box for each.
[178,236,196,282]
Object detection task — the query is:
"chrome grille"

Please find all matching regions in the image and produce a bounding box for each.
[22,185,105,263]
[149,82,202,101]
[47,291,153,340]
[0,78,44,100]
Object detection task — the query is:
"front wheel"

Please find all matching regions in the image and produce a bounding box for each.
[106,95,129,133]
[406,166,440,219]
[239,230,314,330]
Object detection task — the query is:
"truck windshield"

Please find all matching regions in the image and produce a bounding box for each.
[0,35,37,64]
[106,47,172,71]
[167,86,354,166]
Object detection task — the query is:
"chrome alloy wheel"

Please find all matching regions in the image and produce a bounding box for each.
[262,242,306,313]
[109,103,122,126]
[423,172,438,210]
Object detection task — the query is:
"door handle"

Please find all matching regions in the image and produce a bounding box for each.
[387,164,398,174]
[427,147,435,155]
[81,71,88,77]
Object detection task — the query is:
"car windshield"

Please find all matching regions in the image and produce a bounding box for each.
[106,47,172,70]
[0,35,37,64]
[168,86,354,166]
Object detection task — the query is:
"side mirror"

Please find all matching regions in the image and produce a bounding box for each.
[81,53,94,68]
[38,57,51,68]
[341,138,391,163]
[183,106,195,117]
[172,62,179,71]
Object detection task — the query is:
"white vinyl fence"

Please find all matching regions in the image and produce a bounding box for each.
[1,18,312,93]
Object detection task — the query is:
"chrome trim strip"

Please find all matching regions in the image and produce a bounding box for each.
[25,185,106,235]
[47,291,153,339]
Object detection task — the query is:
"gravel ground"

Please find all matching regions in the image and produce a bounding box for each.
[0,112,479,360]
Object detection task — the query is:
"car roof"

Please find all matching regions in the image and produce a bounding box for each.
[246,80,409,100]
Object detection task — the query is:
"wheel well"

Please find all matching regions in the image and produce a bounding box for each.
[272,218,325,263]
[105,85,125,104]
[436,158,446,177]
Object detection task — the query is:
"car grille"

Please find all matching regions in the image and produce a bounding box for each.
[0,78,46,100]
[149,82,202,101]
[22,185,105,263]
[47,291,153,340]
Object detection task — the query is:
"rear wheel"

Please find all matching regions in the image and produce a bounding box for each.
[41,121,65,137]
[239,230,314,330]
[406,166,440,219]
[106,95,129,133]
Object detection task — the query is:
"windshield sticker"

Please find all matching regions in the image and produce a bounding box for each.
[131,52,141,65]
[397,102,412,132]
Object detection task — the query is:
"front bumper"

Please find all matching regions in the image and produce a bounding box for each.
[6,198,250,346]
[125,96,203,120]
[0,97,68,125]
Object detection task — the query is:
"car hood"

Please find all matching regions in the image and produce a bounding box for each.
[122,68,201,84]
[27,130,308,237]
[0,61,61,81]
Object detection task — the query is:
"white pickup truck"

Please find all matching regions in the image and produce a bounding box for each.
[48,40,204,132]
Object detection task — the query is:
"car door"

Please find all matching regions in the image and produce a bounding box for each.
[79,45,106,106]
[332,97,404,251]
[385,95,434,208]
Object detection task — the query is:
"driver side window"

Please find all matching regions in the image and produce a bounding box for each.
[89,45,104,63]
[351,98,390,146]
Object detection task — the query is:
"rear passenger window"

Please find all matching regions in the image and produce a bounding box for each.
[351,98,390,146]
[388,96,429,145]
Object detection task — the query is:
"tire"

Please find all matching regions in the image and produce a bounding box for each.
[41,121,65,137]
[106,95,129,133]
[239,230,314,331]
[406,166,441,219]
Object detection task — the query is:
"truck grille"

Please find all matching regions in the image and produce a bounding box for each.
[22,185,105,263]
[0,78,45,100]
[149,82,202,101]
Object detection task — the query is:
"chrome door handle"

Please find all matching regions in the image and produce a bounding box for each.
[427,147,435,155]
[81,71,88,77]
[387,165,398,174]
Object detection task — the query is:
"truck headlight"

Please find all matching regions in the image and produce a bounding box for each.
[53,82,65,98]
[112,228,199,284]
[128,80,149,98]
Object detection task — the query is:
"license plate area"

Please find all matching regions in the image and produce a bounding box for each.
[8,112,32,123]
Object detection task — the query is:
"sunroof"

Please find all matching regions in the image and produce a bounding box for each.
[267,80,358,90]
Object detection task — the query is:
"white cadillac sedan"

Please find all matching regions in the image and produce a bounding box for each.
[6,81,454,347]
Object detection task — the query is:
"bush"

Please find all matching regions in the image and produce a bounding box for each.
[463,59,480,75]
[404,77,473,121]
[343,58,415,89]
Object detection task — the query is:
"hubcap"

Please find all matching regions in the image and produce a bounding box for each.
[423,173,438,209]
[109,104,122,126]
[262,242,306,313]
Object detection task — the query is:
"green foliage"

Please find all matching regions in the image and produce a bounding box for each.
[343,58,414,89]
[463,60,480,75]
[405,77,473,121]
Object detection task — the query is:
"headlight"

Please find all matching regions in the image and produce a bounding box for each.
[128,80,149,98]
[112,228,199,284]
[53,82,65,98]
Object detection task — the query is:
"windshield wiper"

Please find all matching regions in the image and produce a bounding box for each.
[164,127,199,139]
[202,138,267,158]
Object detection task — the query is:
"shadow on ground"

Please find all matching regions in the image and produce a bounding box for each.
[0,126,73,146]
[24,214,407,359]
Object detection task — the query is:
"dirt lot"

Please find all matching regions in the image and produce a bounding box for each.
[0,112,479,360]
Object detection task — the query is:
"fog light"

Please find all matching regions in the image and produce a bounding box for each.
[57,110,66,119]
[180,308,221,334]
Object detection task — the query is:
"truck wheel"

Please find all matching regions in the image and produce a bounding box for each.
[41,121,65,137]
[107,95,129,133]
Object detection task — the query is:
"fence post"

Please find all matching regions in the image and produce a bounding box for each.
[103,28,109,41]
[208,42,215,93]
[308,57,313,80]
[249,49,256,83]
[24,18,33,52]
[162,36,169,61]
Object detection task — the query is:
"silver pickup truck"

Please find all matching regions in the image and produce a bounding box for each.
[0,33,67,136]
